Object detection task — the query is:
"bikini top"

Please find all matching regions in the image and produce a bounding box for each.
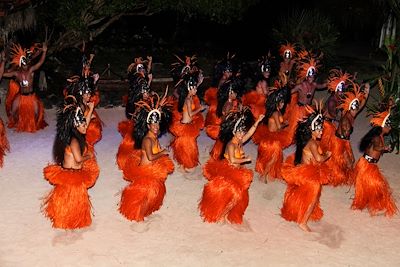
[224,140,245,163]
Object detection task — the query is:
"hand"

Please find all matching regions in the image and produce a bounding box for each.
[257,114,265,123]
[325,151,332,158]
[147,56,152,62]
[160,148,169,156]
[87,101,95,111]
[42,42,48,52]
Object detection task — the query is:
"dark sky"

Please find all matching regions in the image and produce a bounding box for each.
[99,0,386,60]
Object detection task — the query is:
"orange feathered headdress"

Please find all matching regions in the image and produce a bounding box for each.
[279,42,296,59]
[337,82,364,111]
[327,69,352,93]
[10,44,27,67]
[370,109,391,128]
[303,99,324,131]
[135,87,172,124]
[296,57,321,81]
[171,54,198,76]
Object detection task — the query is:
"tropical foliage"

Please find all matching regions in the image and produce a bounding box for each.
[368,11,400,153]
[272,9,339,59]
[34,0,259,53]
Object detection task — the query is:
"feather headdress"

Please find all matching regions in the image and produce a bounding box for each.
[10,43,27,67]
[337,82,364,111]
[327,69,352,93]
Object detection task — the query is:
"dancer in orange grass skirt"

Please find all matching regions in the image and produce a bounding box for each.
[119,91,174,221]
[351,108,397,217]
[116,77,151,169]
[278,43,297,129]
[255,87,291,182]
[243,54,276,144]
[199,109,264,224]
[281,101,332,232]
[65,76,102,153]
[325,82,369,186]
[169,72,206,172]
[42,96,99,229]
[320,69,353,153]
[3,43,48,132]
[204,53,235,136]
[0,54,9,167]
[284,51,326,145]
[209,78,244,160]
[170,54,199,98]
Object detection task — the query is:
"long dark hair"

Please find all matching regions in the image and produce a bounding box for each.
[359,126,383,153]
[132,94,172,149]
[177,73,200,113]
[216,78,244,118]
[177,81,190,113]
[217,108,253,159]
[264,87,289,125]
[53,97,87,165]
[294,119,312,165]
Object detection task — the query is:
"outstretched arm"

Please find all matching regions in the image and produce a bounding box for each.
[316,82,327,90]
[2,69,18,78]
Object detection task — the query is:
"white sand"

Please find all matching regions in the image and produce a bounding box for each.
[0,95,399,267]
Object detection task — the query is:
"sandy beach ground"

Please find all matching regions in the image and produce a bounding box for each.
[0,89,399,267]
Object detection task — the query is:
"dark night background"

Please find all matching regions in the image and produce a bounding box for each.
[2,0,391,106]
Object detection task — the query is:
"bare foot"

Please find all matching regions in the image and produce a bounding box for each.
[299,223,312,232]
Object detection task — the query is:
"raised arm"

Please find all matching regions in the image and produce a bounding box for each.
[147,56,152,74]
[30,43,47,72]
[242,114,265,143]
[85,102,95,125]
[359,83,370,110]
